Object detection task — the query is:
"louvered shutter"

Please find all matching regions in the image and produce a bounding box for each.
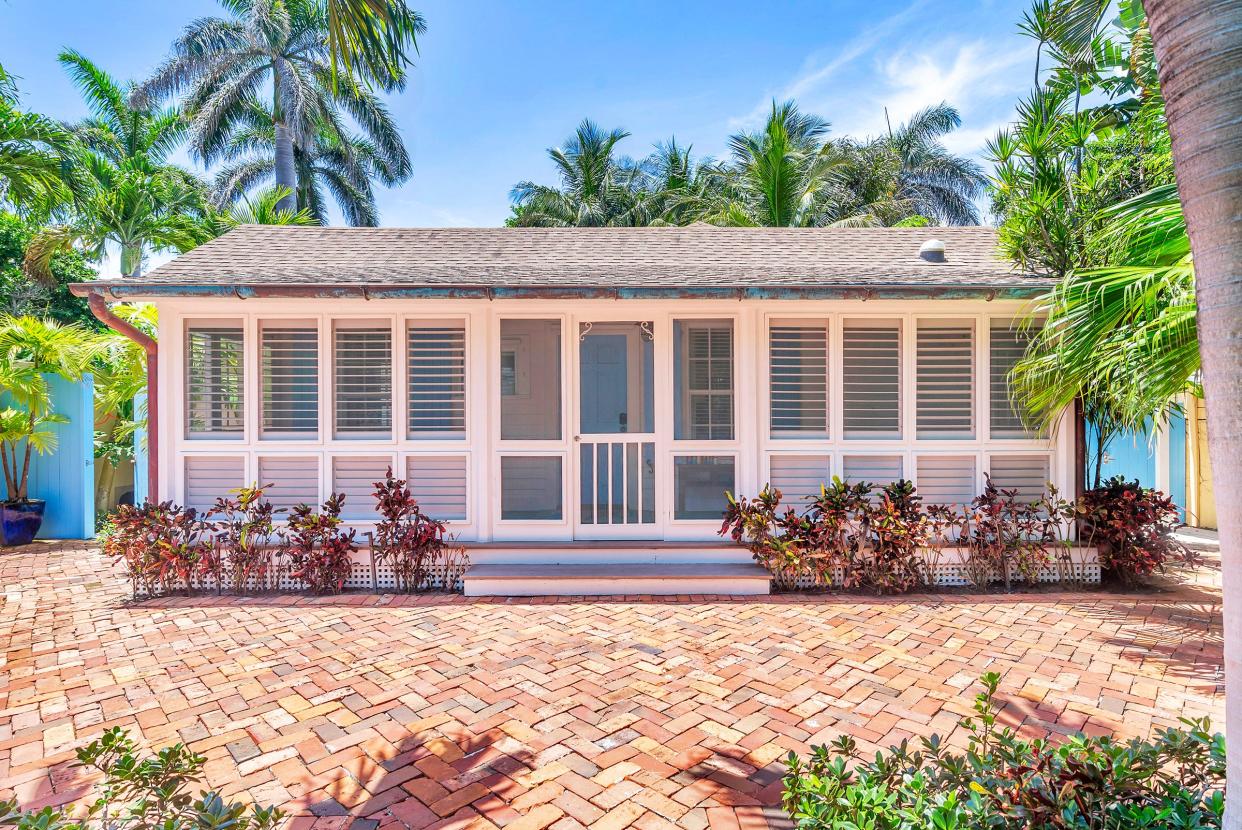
[408,324,466,438]
[769,455,830,508]
[185,326,244,437]
[916,455,978,506]
[842,320,901,439]
[676,321,733,440]
[769,323,828,438]
[406,455,468,521]
[842,455,904,488]
[916,322,975,439]
[331,456,390,519]
[990,321,1037,438]
[261,323,318,436]
[258,456,319,510]
[184,456,244,512]
[334,324,392,437]
[987,455,1050,503]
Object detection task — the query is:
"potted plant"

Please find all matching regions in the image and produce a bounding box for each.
[0,316,96,546]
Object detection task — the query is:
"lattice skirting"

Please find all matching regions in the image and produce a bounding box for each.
[787,546,1100,590]
[131,547,467,598]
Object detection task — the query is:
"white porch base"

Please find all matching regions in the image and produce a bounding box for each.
[462,562,772,596]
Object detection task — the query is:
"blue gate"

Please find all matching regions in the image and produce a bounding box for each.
[24,374,96,539]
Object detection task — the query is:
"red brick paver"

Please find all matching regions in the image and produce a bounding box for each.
[0,542,1223,829]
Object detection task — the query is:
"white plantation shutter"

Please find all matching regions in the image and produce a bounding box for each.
[408,324,466,438]
[331,456,390,520]
[258,456,320,510]
[916,322,975,439]
[183,456,244,512]
[406,455,468,521]
[990,321,1037,438]
[334,324,392,437]
[185,326,244,437]
[676,321,733,440]
[987,455,1050,503]
[916,455,978,506]
[769,323,828,438]
[769,455,830,508]
[842,455,904,488]
[261,323,318,436]
[842,320,901,439]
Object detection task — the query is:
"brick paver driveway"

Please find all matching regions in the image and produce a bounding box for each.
[0,543,1223,830]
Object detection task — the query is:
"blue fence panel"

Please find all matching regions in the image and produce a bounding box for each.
[1168,411,1187,523]
[26,374,95,539]
[1086,413,1188,522]
[132,391,148,505]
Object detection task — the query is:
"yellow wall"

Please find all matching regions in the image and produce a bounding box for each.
[1187,395,1218,529]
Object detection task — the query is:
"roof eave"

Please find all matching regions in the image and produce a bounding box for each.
[69,281,1051,301]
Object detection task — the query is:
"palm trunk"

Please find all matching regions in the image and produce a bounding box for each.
[272,59,297,214]
[1146,2,1242,825]
[120,241,143,278]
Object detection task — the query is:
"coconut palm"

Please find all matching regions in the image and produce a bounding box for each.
[23,53,205,281]
[0,63,74,215]
[509,120,646,227]
[135,0,411,217]
[209,98,401,225]
[696,99,838,227]
[883,104,987,225]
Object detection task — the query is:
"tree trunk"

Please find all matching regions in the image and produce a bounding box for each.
[120,241,143,278]
[274,121,297,213]
[1146,2,1242,825]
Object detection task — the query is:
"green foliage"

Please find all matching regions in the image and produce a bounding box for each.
[511,101,986,228]
[783,674,1224,830]
[1079,476,1188,586]
[0,65,74,217]
[0,727,283,830]
[0,213,97,327]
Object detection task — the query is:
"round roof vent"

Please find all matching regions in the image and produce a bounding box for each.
[919,238,946,262]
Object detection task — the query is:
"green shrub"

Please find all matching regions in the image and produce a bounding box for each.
[0,727,283,830]
[783,674,1224,830]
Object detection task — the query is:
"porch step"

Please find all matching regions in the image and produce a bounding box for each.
[464,541,753,565]
[462,563,771,597]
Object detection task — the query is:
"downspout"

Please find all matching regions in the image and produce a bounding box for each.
[87,293,158,500]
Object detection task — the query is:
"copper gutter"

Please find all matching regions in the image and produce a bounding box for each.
[87,293,158,499]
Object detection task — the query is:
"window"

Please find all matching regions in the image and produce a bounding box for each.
[185,324,244,438]
[842,319,901,439]
[183,455,243,512]
[675,320,733,440]
[260,322,318,437]
[769,455,831,508]
[916,455,977,506]
[334,323,392,438]
[991,320,1037,438]
[408,324,466,439]
[499,320,561,440]
[406,455,468,521]
[501,456,562,520]
[258,456,320,510]
[842,455,904,489]
[769,322,828,438]
[987,455,1050,503]
[332,455,390,520]
[916,321,975,439]
[674,456,735,520]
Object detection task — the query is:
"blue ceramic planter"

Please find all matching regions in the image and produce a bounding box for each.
[1,500,45,547]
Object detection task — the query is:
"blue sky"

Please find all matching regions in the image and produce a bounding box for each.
[1,0,1034,235]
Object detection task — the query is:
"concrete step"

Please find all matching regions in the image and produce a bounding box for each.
[465,541,752,565]
[462,562,771,597]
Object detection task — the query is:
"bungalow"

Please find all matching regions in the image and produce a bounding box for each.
[72,224,1074,595]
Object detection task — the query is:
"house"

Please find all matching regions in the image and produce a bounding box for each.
[72,224,1074,595]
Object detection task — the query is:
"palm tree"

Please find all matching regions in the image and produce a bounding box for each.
[325,0,425,86]
[209,98,402,224]
[698,99,837,227]
[1012,184,1196,483]
[509,120,646,227]
[884,104,987,225]
[0,63,73,216]
[1144,2,1242,817]
[23,52,205,281]
[135,0,411,217]
[201,184,319,234]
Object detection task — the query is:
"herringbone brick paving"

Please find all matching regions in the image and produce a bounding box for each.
[0,542,1223,830]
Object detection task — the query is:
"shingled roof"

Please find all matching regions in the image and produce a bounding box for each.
[71,224,1053,299]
